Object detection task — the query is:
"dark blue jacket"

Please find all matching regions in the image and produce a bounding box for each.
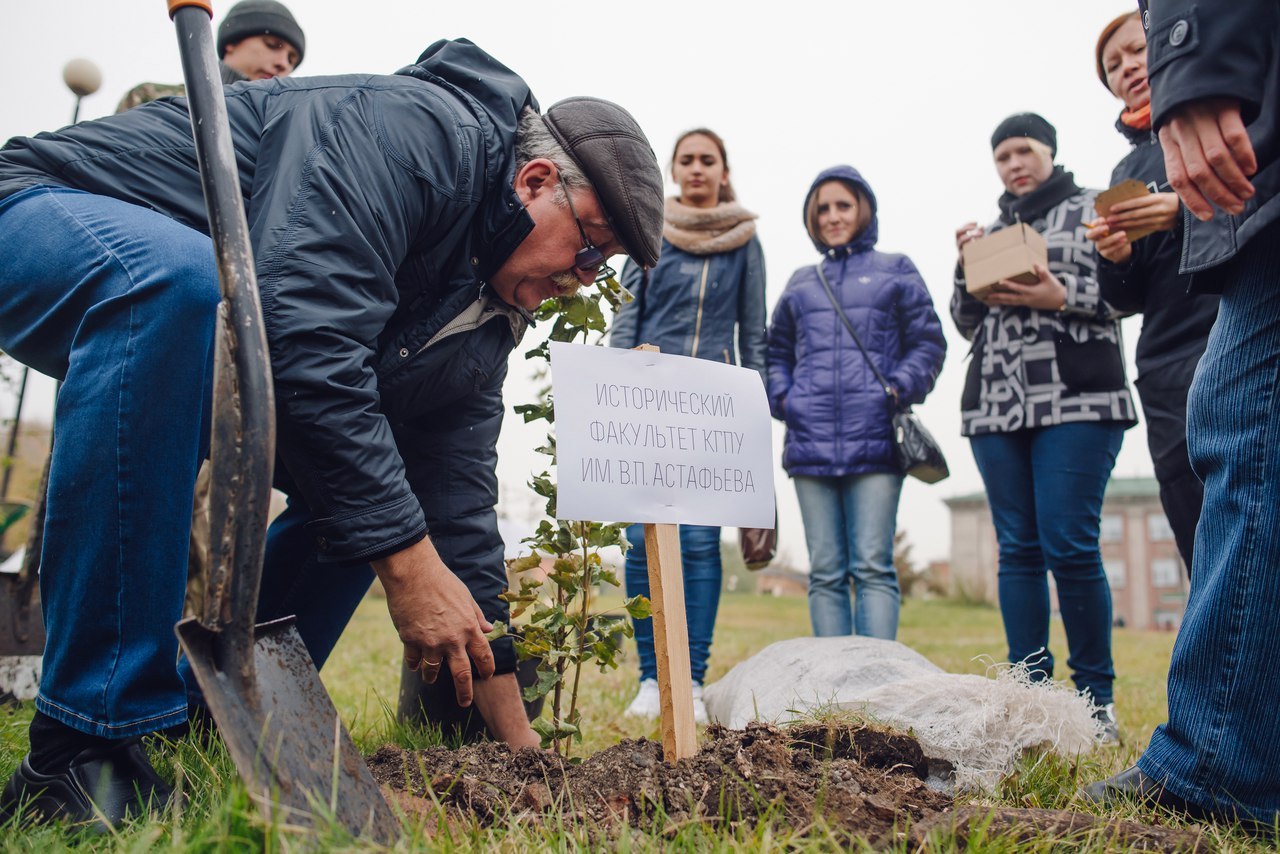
[767,166,946,477]
[609,235,766,378]
[0,39,535,589]
[1140,0,1280,280]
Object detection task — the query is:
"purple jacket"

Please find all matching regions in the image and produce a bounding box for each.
[767,166,946,477]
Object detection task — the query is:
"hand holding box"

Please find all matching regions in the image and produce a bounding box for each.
[961,223,1049,298]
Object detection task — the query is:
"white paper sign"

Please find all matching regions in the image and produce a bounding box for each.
[550,341,775,528]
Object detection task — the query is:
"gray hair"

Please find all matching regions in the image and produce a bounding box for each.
[515,107,589,195]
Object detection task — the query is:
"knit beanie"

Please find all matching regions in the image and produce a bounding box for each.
[990,113,1057,158]
[217,0,306,67]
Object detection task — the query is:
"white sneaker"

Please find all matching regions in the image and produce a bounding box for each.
[625,678,660,719]
[1093,702,1121,746]
[692,681,708,725]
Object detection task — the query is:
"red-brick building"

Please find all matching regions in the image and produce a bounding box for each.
[944,476,1189,630]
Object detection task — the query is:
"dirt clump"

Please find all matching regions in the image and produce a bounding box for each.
[367,721,1203,851]
[369,721,947,844]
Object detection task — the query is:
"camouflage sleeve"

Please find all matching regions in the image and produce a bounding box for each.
[115,82,186,114]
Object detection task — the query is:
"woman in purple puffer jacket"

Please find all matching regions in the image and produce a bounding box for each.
[767,165,946,639]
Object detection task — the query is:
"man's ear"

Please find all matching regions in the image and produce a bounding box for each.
[513,158,558,204]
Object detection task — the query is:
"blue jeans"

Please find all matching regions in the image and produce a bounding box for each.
[793,473,903,639]
[0,187,218,737]
[624,524,721,685]
[1138,224,1280,823]
[970,423,1124,706]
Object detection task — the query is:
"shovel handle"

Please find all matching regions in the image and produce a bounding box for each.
[170,2,276,682]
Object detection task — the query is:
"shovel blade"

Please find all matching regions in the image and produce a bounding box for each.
[177,615,398,843]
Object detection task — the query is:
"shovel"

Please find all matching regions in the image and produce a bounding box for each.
[166,1,397,840]
[0,455,47,703]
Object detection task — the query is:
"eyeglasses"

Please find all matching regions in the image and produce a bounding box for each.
[558,174,617,285]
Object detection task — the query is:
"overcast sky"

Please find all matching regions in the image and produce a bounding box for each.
[0,1,1154,567]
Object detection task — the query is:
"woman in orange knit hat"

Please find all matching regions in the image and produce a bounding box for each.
[1086,11,1219,581]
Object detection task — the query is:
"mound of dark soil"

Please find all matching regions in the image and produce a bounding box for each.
[367,721,1203,851]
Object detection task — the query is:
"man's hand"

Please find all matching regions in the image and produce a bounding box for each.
[1086,221,1134,264]
[982,264,1068,311]
[372,538,495,707]
[1159,98,1257,221]
[1105,192,1181,235]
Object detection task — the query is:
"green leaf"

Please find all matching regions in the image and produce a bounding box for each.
[522,665,561,702]
[507,554,543,574]
[624,595,652,620]
[484,622,508,642]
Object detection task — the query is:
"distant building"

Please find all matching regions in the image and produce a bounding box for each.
[754,565,808,598]
[945,476,1189,630]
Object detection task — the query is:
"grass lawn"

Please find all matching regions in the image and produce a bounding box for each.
[1,591,1269,851]
[327,591,1177,761]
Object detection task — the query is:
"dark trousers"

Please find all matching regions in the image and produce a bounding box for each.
[1135,351,1207,574]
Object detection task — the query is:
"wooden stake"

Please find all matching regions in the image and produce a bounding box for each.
[643,522,698,762]
[631,343,697,762]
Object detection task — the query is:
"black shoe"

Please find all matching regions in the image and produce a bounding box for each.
[1082,765,1277,836]
[154,703,218,745]
[0,739,175,830]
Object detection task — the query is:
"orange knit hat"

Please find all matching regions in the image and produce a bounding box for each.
[1095,10,1141,92]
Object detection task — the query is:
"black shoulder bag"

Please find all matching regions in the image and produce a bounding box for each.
[813,264,949,484]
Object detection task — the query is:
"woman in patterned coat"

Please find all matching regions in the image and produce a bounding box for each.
[952,113,1137,745]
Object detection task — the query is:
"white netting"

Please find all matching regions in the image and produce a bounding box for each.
[0,655,41,701]
[703,636,1101,793]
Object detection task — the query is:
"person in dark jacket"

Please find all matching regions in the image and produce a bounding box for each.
[767,165,945,640]
[1085,1,1280,829]
[953,114,1137,745]
[610,128,765,724]
[116,0,306,112]
[1086,10,1219,576]
[0,39,664,826]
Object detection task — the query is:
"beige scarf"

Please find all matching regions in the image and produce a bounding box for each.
[663,197,758,256]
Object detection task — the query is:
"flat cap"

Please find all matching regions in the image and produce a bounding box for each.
[542,97,663,269]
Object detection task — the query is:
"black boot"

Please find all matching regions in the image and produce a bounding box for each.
[0,739,175,830]
[1082,765,1278,837]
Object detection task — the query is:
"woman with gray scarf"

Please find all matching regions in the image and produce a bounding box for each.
[610,128,766,725]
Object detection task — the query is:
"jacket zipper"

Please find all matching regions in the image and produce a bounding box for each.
[690,258,711,358]
[834,266,842,465]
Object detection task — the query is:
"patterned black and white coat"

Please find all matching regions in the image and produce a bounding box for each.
[951,190,1138,437]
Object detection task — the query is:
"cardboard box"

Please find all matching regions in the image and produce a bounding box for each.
[1095,178,1156,242]
[961,223,1048,298]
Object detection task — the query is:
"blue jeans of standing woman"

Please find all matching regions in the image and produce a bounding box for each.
[624,524,721,685]
[0,187,218,737]
[793,472,904,639]
[1138,223,1280,823]
[970,422,1124,706]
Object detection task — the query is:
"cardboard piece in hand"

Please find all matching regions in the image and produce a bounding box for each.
[961,223,1048,299]
[1095,179,1156,243]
